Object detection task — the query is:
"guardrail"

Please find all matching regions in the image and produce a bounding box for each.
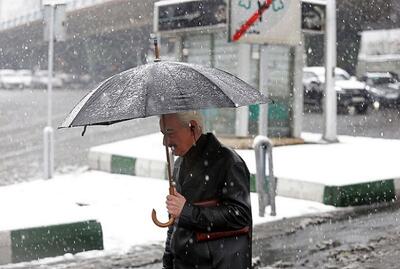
[0,0,112,31]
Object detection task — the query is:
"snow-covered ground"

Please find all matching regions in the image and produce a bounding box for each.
[5,130,400,265]
[0,170,335,252]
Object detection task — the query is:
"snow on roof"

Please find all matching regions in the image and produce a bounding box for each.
[359,28,400,56]
[303,66,349,76]
[364,72,393,78]
[358,54,400,62]
[155,0,201,6]
[301,0,327,5]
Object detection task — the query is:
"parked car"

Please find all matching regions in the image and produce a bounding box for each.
[16,69,33,88]
[32,70,63,89]
[303,70,323,107]
[359,72,400,108]
[0,69,32,89]
[0,69,13,88]
[55,72,91,89]
[303,66,371,114]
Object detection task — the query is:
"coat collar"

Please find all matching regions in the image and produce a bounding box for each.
[182,133,221,166]
[178,133,222,191]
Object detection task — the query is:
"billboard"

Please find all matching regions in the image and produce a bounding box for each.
[154,0,227,34]
[302,0,326,33]
[229,0,301,45]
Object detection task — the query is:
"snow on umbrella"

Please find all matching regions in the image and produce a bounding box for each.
[59,61,268,129]
[59,43,268,228]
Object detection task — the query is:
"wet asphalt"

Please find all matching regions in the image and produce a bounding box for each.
[1,89,400,185]
[252,202,400,268]
[0,88,158,185]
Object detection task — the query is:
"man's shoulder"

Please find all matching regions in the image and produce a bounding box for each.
[220,144,245,164]
[205,133,245,164]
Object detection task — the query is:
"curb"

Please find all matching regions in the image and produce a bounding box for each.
[277,177,400,207]
[89,151,400,207]
[323,178,400,206]
[89,150,263,191]
[89,151,168,179]
[0,220,103,265]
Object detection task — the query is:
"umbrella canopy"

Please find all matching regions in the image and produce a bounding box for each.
[59,61,268,128]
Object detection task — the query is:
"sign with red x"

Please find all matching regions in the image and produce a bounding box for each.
[229,0,301,45]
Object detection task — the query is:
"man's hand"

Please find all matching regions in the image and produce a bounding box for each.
[166,188,186,218]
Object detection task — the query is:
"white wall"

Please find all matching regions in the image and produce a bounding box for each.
[0,0,41,22]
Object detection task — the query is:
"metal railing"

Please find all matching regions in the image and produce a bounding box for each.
[253,135,276,217]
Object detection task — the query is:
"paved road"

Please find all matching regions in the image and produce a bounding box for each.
[253,202,400,269]
[2,89,399,185]
[303,106,400,139]
[0,88,158,185]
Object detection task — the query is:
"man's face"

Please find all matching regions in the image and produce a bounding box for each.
[159,114,194,156]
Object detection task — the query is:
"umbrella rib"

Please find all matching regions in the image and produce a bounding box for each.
[110,73,134,108]
[59,77,111,128]
[207,66,269,105]
[181,64,236,107]
[163,64,191,109]
[178,62,269,106]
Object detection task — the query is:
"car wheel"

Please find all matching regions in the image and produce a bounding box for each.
[347,106,356,115]
[355,103,369,114]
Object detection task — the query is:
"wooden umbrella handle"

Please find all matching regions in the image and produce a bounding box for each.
[152,186,175,227]
[151,210,175,228]
[152,126,175,228]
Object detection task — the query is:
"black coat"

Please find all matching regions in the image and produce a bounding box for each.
[162,133,252,269]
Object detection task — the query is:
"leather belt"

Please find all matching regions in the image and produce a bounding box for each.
[193,199,250,242]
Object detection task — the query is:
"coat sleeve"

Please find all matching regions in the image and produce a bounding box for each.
[162,225,174,269]
[178,160,252,232]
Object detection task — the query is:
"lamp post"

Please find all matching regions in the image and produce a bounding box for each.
[323,0,338,142]
[43,2,66,179]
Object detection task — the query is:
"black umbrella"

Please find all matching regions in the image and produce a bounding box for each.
[59,62,268,129]
[60,40,268,227]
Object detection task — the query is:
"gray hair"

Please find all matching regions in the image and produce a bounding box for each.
[175,111,204,132]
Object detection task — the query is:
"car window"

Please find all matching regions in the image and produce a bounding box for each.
[377,77,393,84]
[303,72,317,80]
[369,77,396,85]
[335,74,348,81]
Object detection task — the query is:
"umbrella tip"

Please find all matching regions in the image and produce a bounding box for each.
[81,125,87,136]
[151,33,161,62]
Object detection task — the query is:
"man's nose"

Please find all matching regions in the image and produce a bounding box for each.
[163,135,168,146]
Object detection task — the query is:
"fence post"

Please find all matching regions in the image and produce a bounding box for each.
[253,135,276,217]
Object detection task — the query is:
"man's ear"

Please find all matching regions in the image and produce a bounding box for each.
[189,120,197,131]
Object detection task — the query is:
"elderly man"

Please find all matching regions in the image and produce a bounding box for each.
[160,111,252,269]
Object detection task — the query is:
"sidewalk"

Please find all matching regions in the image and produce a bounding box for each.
[2,131,400,266]
[0,170,335,266]
[89,132,400,207]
